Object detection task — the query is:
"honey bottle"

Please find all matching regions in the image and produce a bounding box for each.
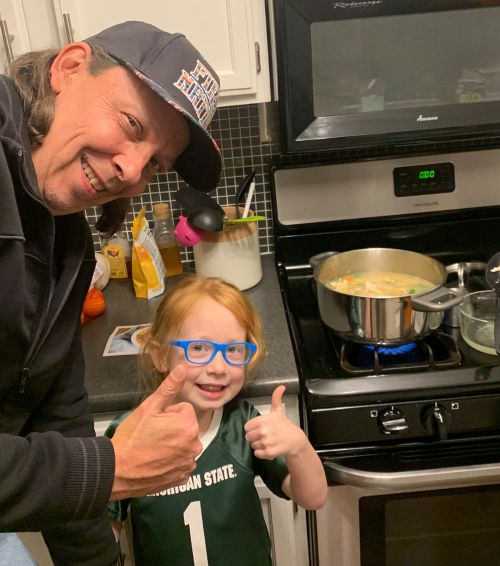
[152,203,183,276]
[101,230,131,280]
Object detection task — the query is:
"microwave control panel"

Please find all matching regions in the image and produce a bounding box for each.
[393,162,455,197]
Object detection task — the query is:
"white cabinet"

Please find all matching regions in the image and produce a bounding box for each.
[51,0,271,106]
[0,0,62,63]
[22,0,61,51]
[0,1,272,105]
[252,395,309,566]
[0,0,31,72]
[259,478,309,566]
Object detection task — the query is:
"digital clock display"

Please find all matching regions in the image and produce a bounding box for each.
[393,162,455,197]
[418,169,435,179]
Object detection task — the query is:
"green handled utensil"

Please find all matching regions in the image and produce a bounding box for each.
[224,215,266,225]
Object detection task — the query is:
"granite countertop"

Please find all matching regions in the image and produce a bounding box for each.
[82,255,299,414]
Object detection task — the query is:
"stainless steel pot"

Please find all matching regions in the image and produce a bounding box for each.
[310,248,464,345]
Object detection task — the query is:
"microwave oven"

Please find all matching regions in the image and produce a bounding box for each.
[273,0,500,154]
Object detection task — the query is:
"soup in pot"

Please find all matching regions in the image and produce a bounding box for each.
[326,271,434,298]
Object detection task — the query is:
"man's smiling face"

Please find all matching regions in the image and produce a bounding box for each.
[32,42,190,215]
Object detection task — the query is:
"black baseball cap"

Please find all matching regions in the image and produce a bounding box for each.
[85,21,222,193]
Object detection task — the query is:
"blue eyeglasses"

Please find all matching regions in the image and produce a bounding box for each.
[171,340,257,366]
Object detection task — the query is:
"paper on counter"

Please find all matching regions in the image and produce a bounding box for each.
[103,323,151,356]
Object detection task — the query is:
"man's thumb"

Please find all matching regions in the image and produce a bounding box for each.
[270,385,286,413]
[148,365,186,411]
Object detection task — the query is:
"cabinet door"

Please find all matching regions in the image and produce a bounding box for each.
[0,0,30,72]
[256,478,307,566]
[52,0,270,104]
[252,396,309,566]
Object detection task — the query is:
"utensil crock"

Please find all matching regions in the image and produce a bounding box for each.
[193,206,262,290]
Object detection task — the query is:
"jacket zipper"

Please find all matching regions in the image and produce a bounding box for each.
[14,149,86,393]
[12,149,53,393]
[18,247,85,392]
[19,368,28,394]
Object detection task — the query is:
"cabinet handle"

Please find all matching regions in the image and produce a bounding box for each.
[0,19,14,66]
[62,13,75,43]
[254,41,261,73]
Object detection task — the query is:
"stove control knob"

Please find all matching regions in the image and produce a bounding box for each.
[378,407,409,435]
[422,404,450,440]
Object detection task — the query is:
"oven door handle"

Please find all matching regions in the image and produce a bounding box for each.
[325,460,500,490]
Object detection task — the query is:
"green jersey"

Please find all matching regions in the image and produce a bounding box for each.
[106,398,289,566]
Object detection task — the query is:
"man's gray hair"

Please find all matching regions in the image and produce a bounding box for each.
[8,43,117,147]
[8,44,128,235]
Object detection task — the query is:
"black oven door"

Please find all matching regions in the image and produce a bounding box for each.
[322,441,500,565]
[359,485,500,566]
[274,0,500,153]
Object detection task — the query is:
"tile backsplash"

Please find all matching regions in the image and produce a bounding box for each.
[85,103,281,265]
[85,100,500,267]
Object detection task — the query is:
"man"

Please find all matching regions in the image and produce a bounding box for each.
[0,21,221,565]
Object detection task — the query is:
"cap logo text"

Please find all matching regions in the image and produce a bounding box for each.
[174,60,219,128]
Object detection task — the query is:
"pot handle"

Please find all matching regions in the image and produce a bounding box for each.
[309,251,339,269]
[411,287,464,312]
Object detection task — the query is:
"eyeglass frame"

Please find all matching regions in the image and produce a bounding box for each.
[170,339,257,366]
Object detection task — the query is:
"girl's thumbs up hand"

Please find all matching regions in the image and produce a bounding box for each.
[270,384,286,413]
[244,385,308,460]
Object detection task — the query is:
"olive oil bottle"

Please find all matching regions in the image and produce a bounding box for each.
[152,203,183,277]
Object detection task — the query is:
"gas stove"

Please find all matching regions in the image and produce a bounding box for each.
[271,149,500,480]
[282,263,500,446]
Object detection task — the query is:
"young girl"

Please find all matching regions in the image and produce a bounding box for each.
[105,275,327,566]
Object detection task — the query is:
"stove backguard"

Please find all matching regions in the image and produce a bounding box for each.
[271,148,500,270]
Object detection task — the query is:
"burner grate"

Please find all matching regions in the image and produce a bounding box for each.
[333,332,461,375]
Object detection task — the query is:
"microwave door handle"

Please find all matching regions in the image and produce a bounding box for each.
[325,461,500,490]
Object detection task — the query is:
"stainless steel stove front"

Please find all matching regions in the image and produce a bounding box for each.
[271,148,500,566]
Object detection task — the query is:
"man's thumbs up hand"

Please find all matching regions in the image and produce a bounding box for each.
[110,365,201,500]
[138,365,187,412]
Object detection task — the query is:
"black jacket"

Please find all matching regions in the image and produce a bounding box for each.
[0,76,119,564]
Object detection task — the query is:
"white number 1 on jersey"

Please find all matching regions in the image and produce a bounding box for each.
[184,501,209,566]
